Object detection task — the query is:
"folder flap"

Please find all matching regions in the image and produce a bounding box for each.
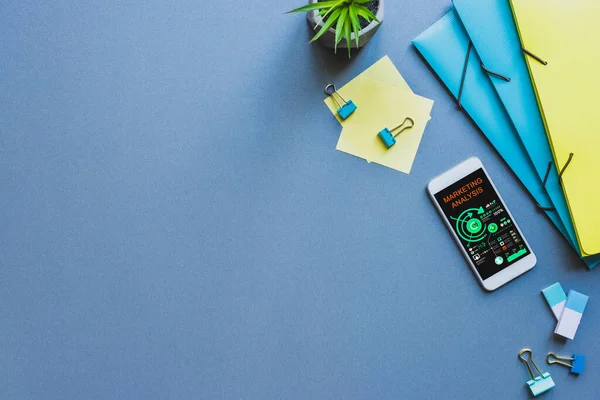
[412,9,550,218]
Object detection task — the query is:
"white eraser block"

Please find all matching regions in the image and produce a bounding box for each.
[555,308,582,340]
[555,290,588,340]
[551,301,566,320]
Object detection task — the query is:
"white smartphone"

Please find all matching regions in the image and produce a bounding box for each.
[427,157,536,291]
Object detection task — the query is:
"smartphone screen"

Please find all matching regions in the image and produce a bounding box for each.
[432,168,531,280]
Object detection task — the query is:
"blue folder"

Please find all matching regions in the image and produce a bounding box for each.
[452,0,600,268]
[412,9,598,268]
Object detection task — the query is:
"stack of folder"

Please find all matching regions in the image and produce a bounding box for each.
[324,57,434,175]
[412,1,600,268]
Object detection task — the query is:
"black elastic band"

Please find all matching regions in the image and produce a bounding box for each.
[558,153,574,183]
[521,47,548,65]
[541,161,553,188]
[457,41,473,109]
[536,161,556,211]
[480,63,511,82]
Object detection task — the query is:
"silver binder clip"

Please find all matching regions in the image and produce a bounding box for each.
[547,352,585,375]
[518,349,555,396]
[325,84,357,120]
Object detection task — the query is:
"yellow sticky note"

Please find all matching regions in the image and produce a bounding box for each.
[324,56,412,125]
[511,0,600,255]
[336,78,434,174]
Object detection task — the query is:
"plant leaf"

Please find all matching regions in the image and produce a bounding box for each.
[285,1,338,14]
[344,16,352,57]
[310,8,342,43]
[320,0,349,21]
[314,7,330,30]
[353,0,373,3]
[355,4,379,23]
[334,7,348,53]
[348,4,361,48]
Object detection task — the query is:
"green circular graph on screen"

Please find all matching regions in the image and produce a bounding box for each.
[453,207,487,244]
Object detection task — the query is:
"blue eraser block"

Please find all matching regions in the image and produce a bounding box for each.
[542,282,567,319]
[527,372,555,397]
[337,100,357,120]
[565,290,589,314]
[378,128,396,148]
[542,282,567,307]
[571,354,585,375]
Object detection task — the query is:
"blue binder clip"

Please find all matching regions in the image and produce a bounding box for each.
[547,352,585,375]
[519,349,555,396]
[325,84,357,120]
[377,117,415,148]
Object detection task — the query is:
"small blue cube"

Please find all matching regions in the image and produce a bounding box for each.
[378,128,396,148]
[337,100,357,120]
[571,354,585,375]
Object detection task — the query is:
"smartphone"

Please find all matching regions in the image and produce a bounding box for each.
[427,157,536,291]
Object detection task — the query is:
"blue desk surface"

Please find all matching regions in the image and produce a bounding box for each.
[1,1,596,398]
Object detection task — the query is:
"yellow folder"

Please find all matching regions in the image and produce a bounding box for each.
[510,0,600,256]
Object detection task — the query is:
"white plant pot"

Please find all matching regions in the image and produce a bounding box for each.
[306,0,384,49]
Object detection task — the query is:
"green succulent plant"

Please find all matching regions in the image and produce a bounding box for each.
[287,0,380,57]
